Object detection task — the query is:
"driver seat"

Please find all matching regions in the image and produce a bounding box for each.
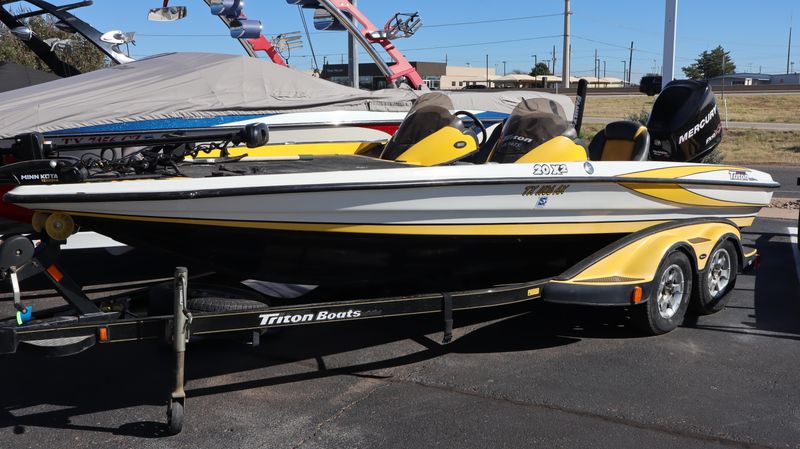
[380,93,480,166]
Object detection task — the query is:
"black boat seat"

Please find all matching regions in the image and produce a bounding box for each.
[588,121,650,161]
[486,100,587,164]
[380,93,479,166]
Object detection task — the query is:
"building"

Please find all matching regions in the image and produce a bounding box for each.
[321,61,626,90]
[322,61,500,90]
[707,73,771,87]
[321,61,446,90]
[440,65,497,90]
[707,72,800,87]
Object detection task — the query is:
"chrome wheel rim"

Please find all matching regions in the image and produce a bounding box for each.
[657,264,685,319]
[707,248,731,298]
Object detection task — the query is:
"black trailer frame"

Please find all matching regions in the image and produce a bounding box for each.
[0,233,548,433]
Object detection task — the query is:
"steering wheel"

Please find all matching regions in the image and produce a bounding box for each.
[454,110,488,145]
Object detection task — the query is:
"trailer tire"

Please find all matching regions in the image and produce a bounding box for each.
[187,296,269,313]
[631,250,692,335]
[167,400,184,435]
[691,240,738,315]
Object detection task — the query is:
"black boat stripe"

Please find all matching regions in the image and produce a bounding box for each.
[58,210,756,229]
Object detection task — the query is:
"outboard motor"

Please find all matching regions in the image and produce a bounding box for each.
[647,80,722,162]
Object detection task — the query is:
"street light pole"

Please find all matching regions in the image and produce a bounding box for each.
[562,0,571,88]
[622,60,627,85]
[662,0,678,91]
[347,0,359,88]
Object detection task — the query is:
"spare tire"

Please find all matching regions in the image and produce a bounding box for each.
[186,296,269,313]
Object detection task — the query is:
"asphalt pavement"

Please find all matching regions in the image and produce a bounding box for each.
[748,165,800,199]
[0,217,798,449]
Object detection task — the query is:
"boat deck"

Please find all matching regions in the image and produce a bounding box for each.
[180,155,405,177]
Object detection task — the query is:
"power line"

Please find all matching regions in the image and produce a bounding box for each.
[422,13,563,29]
[572,35,660,56]
[400,34,563,52]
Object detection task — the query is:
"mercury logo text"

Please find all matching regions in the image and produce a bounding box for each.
[678,106,717,145]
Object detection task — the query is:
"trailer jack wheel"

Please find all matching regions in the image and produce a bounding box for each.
[165,267,190,435]
[167,397,185,435]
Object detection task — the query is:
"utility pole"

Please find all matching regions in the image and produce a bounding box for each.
[502,60,507,76]
[628,41,634,85]
[594,48,599,87]
[551,45,557,76]
[562,0,571,88]
[347,0,359,88]
[603,60,606,78]
[788,21,793,74]
[662,0,678,91]
[486,54,489,87]
[622,60,627,85]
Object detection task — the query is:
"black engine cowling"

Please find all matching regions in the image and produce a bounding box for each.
[647,80,722,162]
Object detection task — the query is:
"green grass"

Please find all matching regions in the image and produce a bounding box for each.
[580,94,800,124]
[579,124,800,165]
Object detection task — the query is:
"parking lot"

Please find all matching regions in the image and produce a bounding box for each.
[0,217,798,449]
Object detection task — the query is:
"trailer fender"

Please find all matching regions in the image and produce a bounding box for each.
[543,220,743,306]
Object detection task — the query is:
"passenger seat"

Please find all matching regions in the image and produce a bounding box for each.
[588,121,650,161]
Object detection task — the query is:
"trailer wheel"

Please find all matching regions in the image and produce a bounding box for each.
[167,399,184,435]
[631,251,692,335]
[691,240,738,315]
[187,296,269,313]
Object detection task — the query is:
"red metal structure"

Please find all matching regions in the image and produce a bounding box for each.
[193,0,425,88]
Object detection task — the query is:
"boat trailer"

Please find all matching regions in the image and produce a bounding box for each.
[0,216,758,434]
[0,233,547,434]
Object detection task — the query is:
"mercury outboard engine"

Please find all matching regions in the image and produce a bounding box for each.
[647,80,722,162]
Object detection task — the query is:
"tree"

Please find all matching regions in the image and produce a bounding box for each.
[0,8,109,74]
[681,46,736,80]
[529,62,552,77]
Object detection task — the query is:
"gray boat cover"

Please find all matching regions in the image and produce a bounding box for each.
[0,52,574,138]
[0,62,61,94]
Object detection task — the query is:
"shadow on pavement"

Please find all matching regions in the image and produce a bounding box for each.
[752,231,800,335]
[0,300,635,438]
[682,230,800,339]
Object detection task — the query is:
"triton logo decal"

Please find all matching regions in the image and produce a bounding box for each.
[258,309,362,326]
[505,135,534,143]
[678,106,718,145]
[728,170,751,181]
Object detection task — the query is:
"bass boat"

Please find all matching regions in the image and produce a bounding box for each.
[0,80,778,290]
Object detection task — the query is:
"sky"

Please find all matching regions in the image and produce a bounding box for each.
[52,0,800,80]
